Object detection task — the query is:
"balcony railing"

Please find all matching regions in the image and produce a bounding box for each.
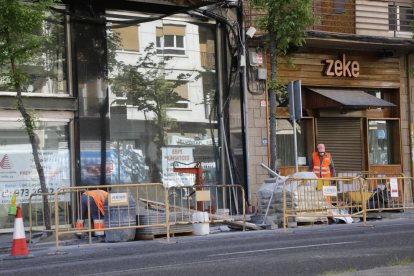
[245,0,414,39]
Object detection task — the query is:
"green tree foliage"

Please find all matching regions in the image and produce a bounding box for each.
[111,43,192,146]
[249,0,315,172]
[0,0,58,234]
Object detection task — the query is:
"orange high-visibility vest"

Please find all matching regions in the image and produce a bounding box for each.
[83,190,108,215]
[311,152,332,178]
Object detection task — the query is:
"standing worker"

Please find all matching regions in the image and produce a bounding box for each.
[75,189,108,237]
[307,144,336,178]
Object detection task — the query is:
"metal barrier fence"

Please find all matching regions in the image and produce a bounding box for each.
[282,177,367,232]
[29,191,75,243]
[363,177,413,212]
[167,185,246,231]
[29,183,246,253]
[337,171,377,178]
[51,183,168,253]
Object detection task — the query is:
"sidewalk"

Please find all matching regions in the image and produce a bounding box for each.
[0,221,413,276]
[329,263,414,276]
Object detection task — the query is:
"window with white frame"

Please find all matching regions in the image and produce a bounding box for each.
[389,5,414,32]
[156,25,186,55]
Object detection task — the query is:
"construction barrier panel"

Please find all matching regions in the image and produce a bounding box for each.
[167,185,246,232]
[28,183,168,253]
[363,177,413,212]
[282,177,367,232]
[29,191,74,243]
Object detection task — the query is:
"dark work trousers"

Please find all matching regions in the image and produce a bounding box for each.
[81,194,104,221]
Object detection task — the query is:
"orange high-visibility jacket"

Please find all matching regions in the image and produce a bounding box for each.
[311,152,333,178]
[83,190,108,215]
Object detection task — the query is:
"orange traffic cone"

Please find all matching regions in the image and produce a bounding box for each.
[4,206,34,260]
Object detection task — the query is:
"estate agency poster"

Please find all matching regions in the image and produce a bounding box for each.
[0,150,70,205]
[161,147,195,188]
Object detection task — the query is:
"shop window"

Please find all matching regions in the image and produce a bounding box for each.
[0,10,68,94]
[109,19,220,189]
[0,120,71,230]
[276,119,310,167]
[156,25,186,55]
[368,120,400,165]
[116,25,140,51]
[389,5,414,32]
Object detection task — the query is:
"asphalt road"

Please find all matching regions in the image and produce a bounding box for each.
[1,219,414,276]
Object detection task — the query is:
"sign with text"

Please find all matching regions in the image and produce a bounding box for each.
[0,150,70,204]
[322,186,337,197]
[162,147,195,188]
[390,178,399,197]
[325,54,360,77]
[108,193,129,206]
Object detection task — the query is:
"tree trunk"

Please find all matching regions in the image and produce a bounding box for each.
[11,59,52,236]
[268,24,278,175]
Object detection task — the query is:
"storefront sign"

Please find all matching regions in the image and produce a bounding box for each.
[390,178,398,197]
[325,54,360,77]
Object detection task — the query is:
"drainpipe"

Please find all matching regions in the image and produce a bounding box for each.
[407,53,414,177]
[240,0,251,206]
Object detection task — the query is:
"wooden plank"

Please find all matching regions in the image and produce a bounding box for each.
[278,71,400,82]
[368,165,403,174]
[278,59,400,69]
[276,77,400,88]
[138,198,263,231]
[278,166,309,176]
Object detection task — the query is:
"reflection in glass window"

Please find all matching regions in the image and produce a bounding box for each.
[369,120,394,165]
[276,119,308,167]
[0,10,67,94]
[156,25,186,55]
[108,17,219,188]
[115,25,140,51]
[0,121,71,229]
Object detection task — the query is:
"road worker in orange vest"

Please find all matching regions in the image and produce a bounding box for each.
[75,189,108,237]
[307,144,336,178]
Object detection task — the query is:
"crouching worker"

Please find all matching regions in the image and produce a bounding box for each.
[75,189,108,237]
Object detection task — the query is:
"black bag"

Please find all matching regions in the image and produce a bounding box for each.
[366,188,390,209]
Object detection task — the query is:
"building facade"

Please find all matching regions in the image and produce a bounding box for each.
[0,0,247,232]
[245,0,414,208]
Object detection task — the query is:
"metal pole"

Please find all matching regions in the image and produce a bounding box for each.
[293,120,298,173]
[217,24,226,188]
[240,0,252,207]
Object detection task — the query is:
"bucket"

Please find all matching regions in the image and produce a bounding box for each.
[217,209,229,218]
[192,212,209,236]
[104,192,137,242]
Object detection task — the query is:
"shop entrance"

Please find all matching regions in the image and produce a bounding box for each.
[316,117,363,172]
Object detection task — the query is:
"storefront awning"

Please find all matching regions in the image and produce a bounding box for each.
[307,88,396,109]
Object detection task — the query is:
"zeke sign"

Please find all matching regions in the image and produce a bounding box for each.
[325,54,360,77]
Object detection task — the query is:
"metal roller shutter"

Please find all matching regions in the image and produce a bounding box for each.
[316,118,362,172]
